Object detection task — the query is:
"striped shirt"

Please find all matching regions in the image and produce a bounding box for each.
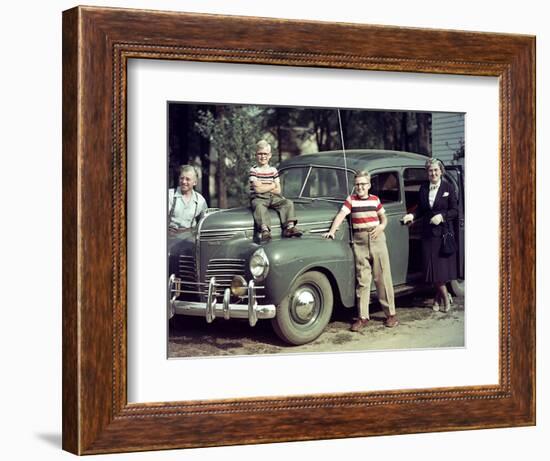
[341,194,385,231]
[249,165,279,195]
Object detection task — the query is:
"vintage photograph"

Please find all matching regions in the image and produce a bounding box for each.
[167,102,465,357]
[59,6,535,453]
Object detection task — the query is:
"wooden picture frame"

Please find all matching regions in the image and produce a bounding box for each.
[62,5,535,455]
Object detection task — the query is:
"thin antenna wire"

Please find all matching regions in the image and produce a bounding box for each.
[337,109,350,196]
[337,109,354,246]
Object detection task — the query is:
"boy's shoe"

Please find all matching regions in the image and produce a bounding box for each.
[283,226,303,238]
[260,229,272,241]
[350,317,369,332]
[384,315,399,328]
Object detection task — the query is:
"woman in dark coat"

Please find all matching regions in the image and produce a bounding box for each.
[403,159,458,312]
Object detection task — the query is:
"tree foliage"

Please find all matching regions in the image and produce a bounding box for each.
[195,106,264,207]
[168,104,211,203]
[452,139,465,163]
[174,103,434,207]
[260,108,431,155]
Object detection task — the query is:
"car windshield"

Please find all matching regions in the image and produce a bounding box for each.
[279,166,354,201]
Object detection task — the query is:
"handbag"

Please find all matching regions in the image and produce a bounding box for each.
[441,223,457,256]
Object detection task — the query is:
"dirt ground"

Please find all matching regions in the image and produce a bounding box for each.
[168,292,464,358]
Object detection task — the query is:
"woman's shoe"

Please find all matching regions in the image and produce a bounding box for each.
[440,293,453,313]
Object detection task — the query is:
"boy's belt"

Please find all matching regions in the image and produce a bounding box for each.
[353,227,376,233]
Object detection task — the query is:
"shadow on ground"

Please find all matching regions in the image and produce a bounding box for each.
[168,291,464,358]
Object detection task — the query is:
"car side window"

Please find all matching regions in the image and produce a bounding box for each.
[370,172,400,204]
[403,168,426,214]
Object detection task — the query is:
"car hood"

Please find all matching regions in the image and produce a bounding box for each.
[201,199,341,231]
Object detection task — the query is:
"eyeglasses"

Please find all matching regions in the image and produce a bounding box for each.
[354,182,370,188]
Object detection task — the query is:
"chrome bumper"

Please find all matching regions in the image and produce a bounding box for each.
[169,275,276,327]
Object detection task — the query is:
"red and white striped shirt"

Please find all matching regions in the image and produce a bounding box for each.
[249,165,279,195]
[341,194,385,231]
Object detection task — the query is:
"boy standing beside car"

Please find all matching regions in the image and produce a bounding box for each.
[323,170,399,331]
[249,140,302,241]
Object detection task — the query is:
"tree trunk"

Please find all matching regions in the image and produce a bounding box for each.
[401,113,409,152]
[214,106,228,208]
[277,125,283,163]
[339,110,351,150]
[199,135,211,205]
[383,112,396,150]
[416,113,431,155]
[217,154,227,208]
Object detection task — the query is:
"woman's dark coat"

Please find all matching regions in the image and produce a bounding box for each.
[415,179,458,283]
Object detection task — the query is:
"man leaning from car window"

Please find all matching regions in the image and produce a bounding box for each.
[323,170,399,332]
[249,140,303,242]
[168,165,208,234]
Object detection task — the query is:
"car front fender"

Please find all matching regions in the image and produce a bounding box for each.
[260,237,355,307]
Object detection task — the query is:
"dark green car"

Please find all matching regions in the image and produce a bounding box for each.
[168,149,464,345]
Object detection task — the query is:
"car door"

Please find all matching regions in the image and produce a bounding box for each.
[403,165,465,283]
[403,167,427,283]
[369,170,409,286]
[443,165,465,280]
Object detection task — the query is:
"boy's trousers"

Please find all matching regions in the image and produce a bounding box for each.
[353,230,396,320]
[251,193,297,230]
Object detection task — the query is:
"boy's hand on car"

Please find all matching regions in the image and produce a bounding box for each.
[323,231,335,239]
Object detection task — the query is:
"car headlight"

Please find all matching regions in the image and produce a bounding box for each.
[249,247,270,281]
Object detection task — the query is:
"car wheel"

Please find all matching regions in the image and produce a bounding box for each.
[448,279,464,297]
[271,271,333,345]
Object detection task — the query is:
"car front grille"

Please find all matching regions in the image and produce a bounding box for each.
[173,255,266,302]
[205,258,246,292]
[204,258,265,301]
[177,254,197,284]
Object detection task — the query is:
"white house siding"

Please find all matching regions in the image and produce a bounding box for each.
[431,112,465,165]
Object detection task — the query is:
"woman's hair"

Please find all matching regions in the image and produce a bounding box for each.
[424,158,445,175]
